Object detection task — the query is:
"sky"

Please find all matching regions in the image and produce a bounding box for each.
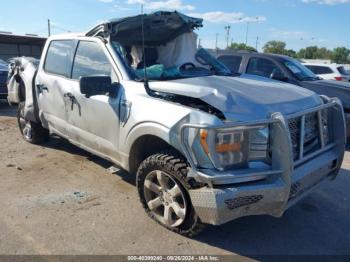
[0,0,349,51]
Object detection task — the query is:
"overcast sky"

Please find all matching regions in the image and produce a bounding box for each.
[0,0,349,51]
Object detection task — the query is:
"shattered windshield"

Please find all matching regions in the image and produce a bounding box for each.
[283,59,319,81]
[111,37,231,81]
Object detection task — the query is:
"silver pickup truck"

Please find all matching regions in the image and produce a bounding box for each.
[7,11,346,237]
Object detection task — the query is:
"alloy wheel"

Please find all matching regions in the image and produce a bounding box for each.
[143,170,187,227]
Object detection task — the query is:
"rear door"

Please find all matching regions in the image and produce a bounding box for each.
[36,40,77,136]
[245,56,285,79]
[217,55,243,74]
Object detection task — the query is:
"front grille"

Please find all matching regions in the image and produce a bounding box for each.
[288,109,330,161]
[289,182,302,201]
[224,195,263,210]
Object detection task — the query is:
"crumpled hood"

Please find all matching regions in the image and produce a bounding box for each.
[150,75,322,121]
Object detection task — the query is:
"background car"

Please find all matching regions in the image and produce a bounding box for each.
[215,50,350,140]
[0,59,9,100]
[303,63,350,82]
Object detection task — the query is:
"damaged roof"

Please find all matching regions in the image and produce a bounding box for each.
[86,11,203,46]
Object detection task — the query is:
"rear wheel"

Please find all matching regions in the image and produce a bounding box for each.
[136,150,205,237]
[17,102,49,144]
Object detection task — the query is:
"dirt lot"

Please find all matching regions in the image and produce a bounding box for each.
[0,102,350,257]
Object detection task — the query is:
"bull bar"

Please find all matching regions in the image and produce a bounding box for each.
[179,98,346,225]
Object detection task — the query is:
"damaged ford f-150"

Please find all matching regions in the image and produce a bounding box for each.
[7,11,346,236]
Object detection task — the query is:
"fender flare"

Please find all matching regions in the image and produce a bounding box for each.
[123,122,174,155]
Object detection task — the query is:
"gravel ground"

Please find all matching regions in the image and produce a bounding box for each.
[0,102,350,258]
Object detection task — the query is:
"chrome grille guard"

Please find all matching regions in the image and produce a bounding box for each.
[179,97,345,185]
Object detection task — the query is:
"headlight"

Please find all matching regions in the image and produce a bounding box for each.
[199,126,269,170]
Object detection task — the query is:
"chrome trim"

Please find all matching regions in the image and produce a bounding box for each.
[294,143,335,167]
[317,110,325,148]
[179,100,341,186]
[285,100,337,120]
[192,169,283,185]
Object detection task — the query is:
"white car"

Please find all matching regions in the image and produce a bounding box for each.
[303,63,350,82]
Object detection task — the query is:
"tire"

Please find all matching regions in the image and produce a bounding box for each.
[136,150,205,237]
[17,102,49,144]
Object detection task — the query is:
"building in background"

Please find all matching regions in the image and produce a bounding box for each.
[0,32,46,61]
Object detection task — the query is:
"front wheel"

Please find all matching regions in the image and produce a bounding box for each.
[136,151,205,237]
[17,102,49,144]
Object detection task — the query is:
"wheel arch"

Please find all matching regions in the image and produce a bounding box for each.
[128,134,185,175]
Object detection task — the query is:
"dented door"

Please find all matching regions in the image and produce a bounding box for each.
[64,40,122,162]
[36,40,78,136]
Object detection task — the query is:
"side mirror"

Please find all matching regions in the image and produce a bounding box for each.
[79,76,112,98]
[270,72,288,82]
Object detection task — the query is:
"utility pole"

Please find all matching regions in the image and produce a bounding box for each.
[255,36,259,51]
[224,25,231,49]
[48,19,51,37]
[198,38,202,48]
[215,33,219,51]
[300,38,307,59]
[246,17,259,46]
[245,22,250,45]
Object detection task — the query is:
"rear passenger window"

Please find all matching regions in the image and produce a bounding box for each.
[246,57,282,78]
[305,65,333,75]
[337,66,348,75]
[44,40,76,77]
[72,41,112,80]
[218,55,242,73]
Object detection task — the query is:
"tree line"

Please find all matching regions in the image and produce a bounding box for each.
[227,41,350,64]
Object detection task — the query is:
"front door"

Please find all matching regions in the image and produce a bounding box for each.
[65,40,122,162]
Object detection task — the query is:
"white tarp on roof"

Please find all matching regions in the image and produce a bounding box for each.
[157,32,198,68]
[130,32,199,69]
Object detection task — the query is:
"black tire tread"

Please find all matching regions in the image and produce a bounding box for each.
[137,150,206,237]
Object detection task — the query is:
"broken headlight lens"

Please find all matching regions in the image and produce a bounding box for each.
[200,126,269,170]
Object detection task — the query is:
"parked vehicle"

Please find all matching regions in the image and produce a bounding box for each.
[7,12,346,236]
[216,51,350,140]
[0,59,8,99]
[303,63,350,82]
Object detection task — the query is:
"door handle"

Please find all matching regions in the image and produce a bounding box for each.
[37,84,49,93]
[64,92,75,99]
[64,92,79,112]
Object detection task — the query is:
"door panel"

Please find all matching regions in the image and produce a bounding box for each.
[36,40,77,135]
[66,83,122,160]
[36,73,72,136]
[65,40,122,161]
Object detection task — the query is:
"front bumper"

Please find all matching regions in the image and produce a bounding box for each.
[180,98,346,225]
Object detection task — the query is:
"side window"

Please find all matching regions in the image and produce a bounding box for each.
[44,40,76,77]
[72,41,112,80]
[218,55,242,73]
[246,57,283,78]
[306,65,333,75]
